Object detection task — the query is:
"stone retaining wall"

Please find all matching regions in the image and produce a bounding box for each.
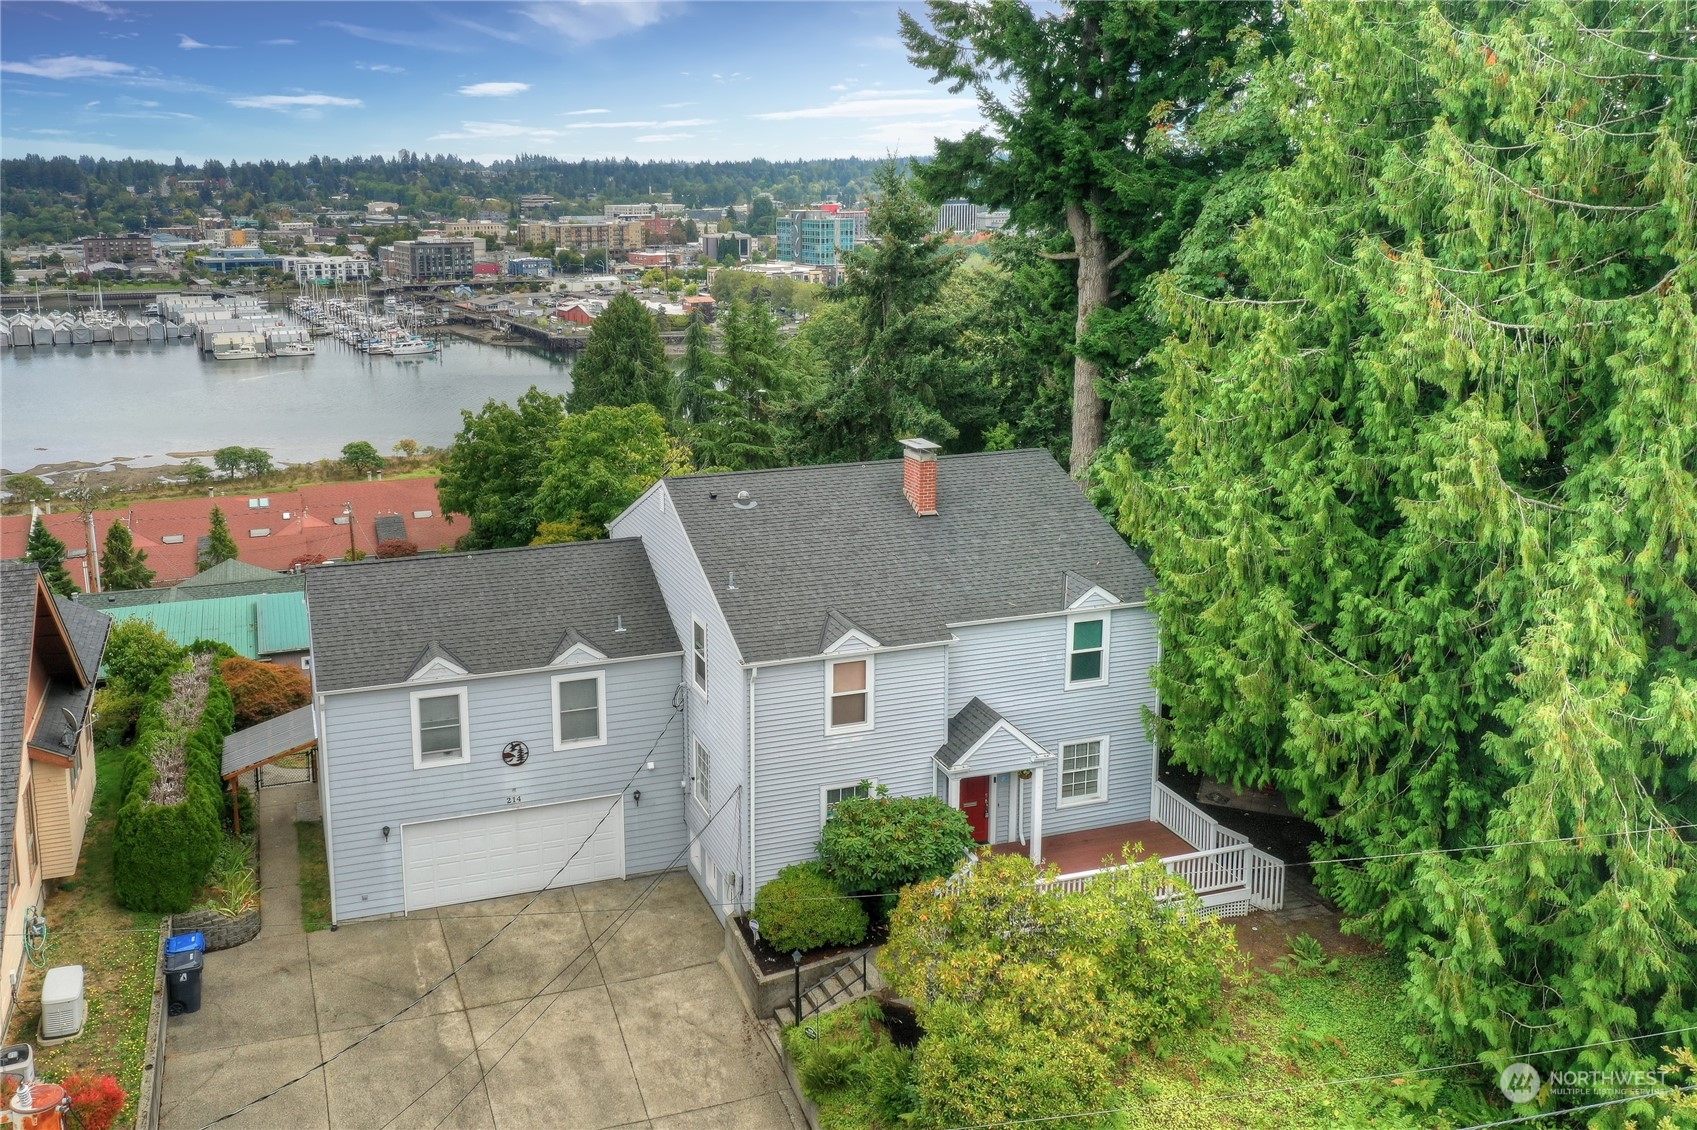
[723,916,857,1020]
[169,905,261,950]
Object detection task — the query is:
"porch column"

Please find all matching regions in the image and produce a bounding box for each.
[947,774,961,807]
[1029,766,1043,864]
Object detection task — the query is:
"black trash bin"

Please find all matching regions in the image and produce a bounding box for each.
[165,949,203,1015]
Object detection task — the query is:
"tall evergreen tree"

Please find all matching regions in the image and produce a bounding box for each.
[198,506,238,572]
[99,519,156,591]
[676,312,717,427]
[566,293,671,416]
[695,299,790,470]
[24,518,78,596]
[1107,1,1697,1112]
[902,0,1280,474]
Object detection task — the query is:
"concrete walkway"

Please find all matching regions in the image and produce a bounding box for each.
[161,784,802,1130]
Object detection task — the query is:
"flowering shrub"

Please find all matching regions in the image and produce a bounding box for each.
[62,1072,127,1130]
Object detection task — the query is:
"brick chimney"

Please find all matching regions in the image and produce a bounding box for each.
[899,437,940,516]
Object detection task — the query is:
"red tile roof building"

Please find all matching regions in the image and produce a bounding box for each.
[3,478,463,588]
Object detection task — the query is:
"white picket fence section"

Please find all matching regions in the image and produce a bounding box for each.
[1044,784,1286,916]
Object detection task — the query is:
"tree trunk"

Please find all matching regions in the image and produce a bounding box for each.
[1067,201,1110,475]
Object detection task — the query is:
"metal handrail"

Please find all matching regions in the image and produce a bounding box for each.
[798,949,870,1022]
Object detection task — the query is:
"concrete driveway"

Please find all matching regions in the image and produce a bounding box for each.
[162,816,801,1130]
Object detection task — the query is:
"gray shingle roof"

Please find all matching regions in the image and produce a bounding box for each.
[54,596,111,683]
[74,570,304,609]
[177,560,282,590]
[935,697,1002,769]
[662,449,1157,665]
[374,514,408,543]
[0,562,40,934]
[307,540,679,693]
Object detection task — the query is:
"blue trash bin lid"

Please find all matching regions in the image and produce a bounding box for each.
[165,932,206,955]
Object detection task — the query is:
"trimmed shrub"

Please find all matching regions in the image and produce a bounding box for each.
[102,619,184,694]
[752,861,868,954]
[113,655,236,912]
[92,685,145,749]
[219,657,311,728]
[817,790,975,897]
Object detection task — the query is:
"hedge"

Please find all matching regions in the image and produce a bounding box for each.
[752,861,868,954]
[113,656,236,913]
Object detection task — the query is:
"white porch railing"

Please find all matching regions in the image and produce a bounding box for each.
[1155,782,1249,852]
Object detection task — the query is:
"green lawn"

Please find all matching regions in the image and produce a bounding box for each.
[296,821,331,932]
[5,745,158,1122]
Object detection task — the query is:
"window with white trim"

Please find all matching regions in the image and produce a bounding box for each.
[1058,738,1107,806]
[552,672,606,750]
[826,657,872,733]
[411,688,469,768]
[692,739,712,809]
[1066,615,1109,687]
[821,781,873,825]
[692,618,708,694]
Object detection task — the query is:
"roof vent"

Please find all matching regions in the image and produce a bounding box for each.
[615,614,627,634]
[727,571,739,592]
[733,490,757,511]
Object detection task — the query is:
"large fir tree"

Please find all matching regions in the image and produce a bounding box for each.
[24,518,78,596]
[1107,1,1697,1113]
[99,519,156,591]
[566,293,671,416]
[197,506,239,572]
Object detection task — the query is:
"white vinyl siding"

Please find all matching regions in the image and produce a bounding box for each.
[826,656,873,734]
[552,671,607,750]
[1058,737,1107,807]
[411,688,469,768]
[693,739,712,810]
[1066,614,1108,688]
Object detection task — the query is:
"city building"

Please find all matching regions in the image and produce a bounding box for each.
[444,219,510,241]
[774,209,859,266]
[978,209,1011,232]
[281,255,374,283]
[937,199,978,234]
[197,247,286,274]
[603,202,685,219]
[79,233,152,262]
[386,238,476,282]
[519,194,555,211]
[366,201,401,217]
[507,257,553,278]
[700,231,752,262]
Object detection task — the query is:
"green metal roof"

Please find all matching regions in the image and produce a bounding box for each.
[105,590,310,662]
[255,592,312,655]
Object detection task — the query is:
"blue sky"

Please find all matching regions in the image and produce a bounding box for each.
[0,1,986,164]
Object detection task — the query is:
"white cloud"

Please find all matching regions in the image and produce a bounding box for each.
[515,1,668,44]
[177,34,230,50]
[855,116,981,150]
[459,81,530,97]
[753,90,977,122]
[562,107,608,116]
[83,99,100,108]
[830,84,848,91]
[659,101,694,109]
[228,93,363,110]
[567,117,711,130]
[357,62,405,73]
[321,21,472,52]
[429,120,561,141]
[261,38,298,46]
[634,133,693,143]
[64,1,131,19]
[0,55,136,79]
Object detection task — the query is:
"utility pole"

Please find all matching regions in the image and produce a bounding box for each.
[343,501,356,559]
[68,472,101,592]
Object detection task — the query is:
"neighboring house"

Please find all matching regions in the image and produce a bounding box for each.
[306,443,1285,924]
[100,591,311,669]
[75,559,305,611]
[0,562,111,1033]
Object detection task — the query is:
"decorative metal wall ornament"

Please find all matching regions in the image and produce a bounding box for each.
[501,740,529,766]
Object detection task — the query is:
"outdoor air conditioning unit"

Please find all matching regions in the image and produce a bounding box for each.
[40,966,85,1043]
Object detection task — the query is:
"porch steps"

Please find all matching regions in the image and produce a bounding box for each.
[774,951,885,1029]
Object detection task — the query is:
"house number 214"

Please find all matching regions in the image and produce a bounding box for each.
[505,793,523,806]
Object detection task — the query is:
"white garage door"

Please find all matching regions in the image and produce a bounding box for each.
[401,795,625,912]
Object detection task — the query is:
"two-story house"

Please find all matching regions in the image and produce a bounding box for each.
[306,444,1284,924]
[0,561,111,1033]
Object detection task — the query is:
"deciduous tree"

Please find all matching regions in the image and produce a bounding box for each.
[436,387,567,549]
[3,473,53,505]
[1105,1,1697,1105]
[534,404,691,540]
[339,440,384,475]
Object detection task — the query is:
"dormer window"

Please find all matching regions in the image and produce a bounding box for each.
[826,656,873,734]
[1066,614,1109,688]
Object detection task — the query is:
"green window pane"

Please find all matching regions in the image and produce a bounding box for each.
[1072,619,1104,650]
[1069,651,1102,682]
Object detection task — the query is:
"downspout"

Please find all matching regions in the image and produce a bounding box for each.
[746,666,758,914]
[315,695,339,927]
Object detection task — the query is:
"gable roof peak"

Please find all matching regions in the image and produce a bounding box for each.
[407,641,469,682]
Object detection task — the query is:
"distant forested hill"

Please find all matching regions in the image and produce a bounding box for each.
[0,152,895,245]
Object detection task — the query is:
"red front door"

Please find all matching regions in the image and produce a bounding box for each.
[959,776,991,843]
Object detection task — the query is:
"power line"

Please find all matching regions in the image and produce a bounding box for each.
[1452,1085,1697,1129]
[193,700,685,1130]
[929,1025,1697,1130]
[1308,821,1697,868]
[379,786,745,1130]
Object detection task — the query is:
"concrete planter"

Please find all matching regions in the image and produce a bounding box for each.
[723,916,858,1020]
[169,905,261,951]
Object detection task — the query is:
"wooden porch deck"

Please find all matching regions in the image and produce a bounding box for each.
[992,820,1198,876]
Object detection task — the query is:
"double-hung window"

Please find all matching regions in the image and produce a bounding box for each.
[826,657,872,733]
[692,739,712,809]
[1058,738,1108,806]
[821,781,873,824]
[1066,615,1109,687]
[553,672,606,750]
[411,687,469,769]
[692,618,708,694]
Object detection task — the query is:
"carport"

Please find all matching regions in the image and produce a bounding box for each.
[221,706,317,834]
